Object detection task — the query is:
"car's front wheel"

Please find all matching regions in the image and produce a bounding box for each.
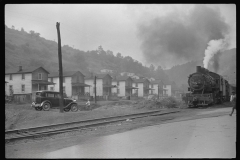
[71,104,78,112]
[43,102,51,111]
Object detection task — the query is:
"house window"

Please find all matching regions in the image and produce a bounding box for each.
[50,87,54,91]
[51,78,53,82]
[38,73,42,80]
[22,84,25,92]
[136,83,138,87]
[63,86,66,93]
[22,74,25,80]
[10,74,12,80]
[117,88,120,94]
[117,81,119,86]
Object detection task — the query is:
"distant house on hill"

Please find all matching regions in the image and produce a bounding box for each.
[100,69,113,73]
[133,78,152,97]
[84,73,116,100]
[48,71,90,100]
[111,75,138,98]
[5,66,54,102]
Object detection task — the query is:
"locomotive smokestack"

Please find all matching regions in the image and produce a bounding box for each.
[196,66,201,72]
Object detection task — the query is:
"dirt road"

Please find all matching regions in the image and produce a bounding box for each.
[5,107,236,158]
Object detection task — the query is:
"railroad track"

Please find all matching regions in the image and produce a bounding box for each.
[5,109,180,144]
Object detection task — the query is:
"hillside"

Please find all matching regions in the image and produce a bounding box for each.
[5,25,236,89]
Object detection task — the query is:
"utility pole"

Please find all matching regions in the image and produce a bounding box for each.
[94,76,97,104]
[56,22,64,113]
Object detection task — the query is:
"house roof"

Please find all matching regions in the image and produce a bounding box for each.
[112,75,132,82]
[133,78,150,83]
[48,71,85,78]
[150,80,163,84]
[161,79,172,85]
[85,73,112,80]
[5,66,49,74]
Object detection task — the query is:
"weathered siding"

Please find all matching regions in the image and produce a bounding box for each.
[48,77,72,97]
[85,79,94,96]
[96,79,103,96]
[153,84,158,95]
[72,72,85,83]
[163,85,171,96]
[5,73,32,94]
[118,81,125,97]
[138,83,144,97]
[32,68,48,80]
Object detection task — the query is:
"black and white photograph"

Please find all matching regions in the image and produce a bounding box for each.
[5,4,236,158]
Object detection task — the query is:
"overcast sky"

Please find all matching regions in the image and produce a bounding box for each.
[5,4,236,69]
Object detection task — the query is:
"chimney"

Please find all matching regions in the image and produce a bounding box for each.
[196,66,201,73]
[19,66,22,72]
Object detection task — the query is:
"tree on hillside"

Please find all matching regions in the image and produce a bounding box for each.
[116,52,123,59]
[149,64,155,72]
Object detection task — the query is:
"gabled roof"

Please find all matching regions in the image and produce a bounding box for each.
[48,71,85,78]
[133,78,150,83]
[5,66,49,74]
[150,80,163,85]
[85,73,112,80]
[112,75,132,82]
[161,79,172,85]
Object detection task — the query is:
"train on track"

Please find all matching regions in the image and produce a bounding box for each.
[186,66,232,107]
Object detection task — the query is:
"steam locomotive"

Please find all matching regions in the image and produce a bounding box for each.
[186,66,231,107]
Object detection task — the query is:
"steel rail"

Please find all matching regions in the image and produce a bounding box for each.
[5,110,180,143]
[6,109,177,134]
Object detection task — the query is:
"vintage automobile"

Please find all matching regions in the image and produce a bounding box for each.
[31,90,78,112]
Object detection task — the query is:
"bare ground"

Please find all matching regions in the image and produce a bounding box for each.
[5,99,180,130]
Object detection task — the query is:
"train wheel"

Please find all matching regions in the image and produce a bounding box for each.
[70,104,78,112]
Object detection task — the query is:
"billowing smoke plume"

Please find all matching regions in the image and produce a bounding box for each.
[203,39,228,70]
[137,4,230,68]
[211,51,222,73]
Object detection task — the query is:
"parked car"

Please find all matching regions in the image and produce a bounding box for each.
[31,90,78,112]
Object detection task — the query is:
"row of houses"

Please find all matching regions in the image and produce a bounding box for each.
[5,66,179,101]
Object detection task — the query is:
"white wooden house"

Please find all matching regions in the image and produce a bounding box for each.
[48,71,90,99]
[162,80,172,96]
[84,73,116,100]
[5,66,54,101]
[149,80,166,97]
[133,78,152,97]
[111,75,138,97]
